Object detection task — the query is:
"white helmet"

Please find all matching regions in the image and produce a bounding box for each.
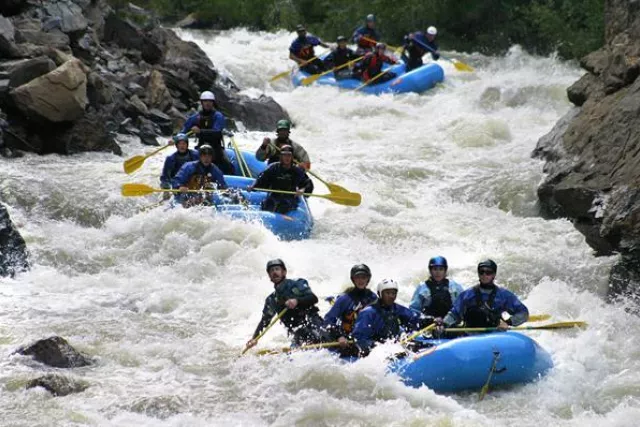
[427,26,437,36]
[200,91,215,101]
[377,279,399,294]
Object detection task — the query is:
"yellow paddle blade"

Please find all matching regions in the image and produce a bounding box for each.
[528,314,551,322]
[517,321,588,330]
[123,155,146,174]
[121,183,159,197]
[301,73,322,85]
[269,69,291,82]
[316,191,361,206]
[453,60,474,72]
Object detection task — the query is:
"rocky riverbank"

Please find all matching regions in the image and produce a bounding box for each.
[533,0,640,305]
[0,0,288,157]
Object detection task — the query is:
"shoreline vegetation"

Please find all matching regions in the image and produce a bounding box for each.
[109,0,604,60]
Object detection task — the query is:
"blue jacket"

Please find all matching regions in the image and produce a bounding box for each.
[253,278,321,338]
[353,302,429,353]
[289,35,321,59]
[443,284,529,327]
[172,160,227,189]
[406,32,439,60]
[322,288,378,338]
[409,278,464,315]
[352,26,381,48]
[160,149,199,188]
[182,110,225,134]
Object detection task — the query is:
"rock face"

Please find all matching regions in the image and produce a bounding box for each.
[0,203,29,278]
[533,0,640,303]
[0,1,289,157]
[17,336,92,368]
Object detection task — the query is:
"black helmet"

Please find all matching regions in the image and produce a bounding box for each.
[296,24,306,32]
[337,35,347,43]
[280,144,294,155]
[429,256,448,270]
[350,263,371,279]
[266,258,286,272]
[199,144,214,156]
[477,259,497,274]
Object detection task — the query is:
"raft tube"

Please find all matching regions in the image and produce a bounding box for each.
[388,332,553,393]
[291,62,444,95]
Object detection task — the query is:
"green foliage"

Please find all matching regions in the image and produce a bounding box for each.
[115,0,604,59]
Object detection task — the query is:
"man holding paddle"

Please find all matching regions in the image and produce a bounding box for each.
[323,36,359,80]
[245,259,323,351]
[353,43,398,84]
[402,26,440,72]
[289,25,330,75]
[159,133,199,200]
[352,14,381,56]
[439,260,529,333]
[171,144,227,207]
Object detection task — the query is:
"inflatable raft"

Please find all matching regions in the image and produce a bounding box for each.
[178,148,313,240]
[388,332,553,393]
[291,62,444,95]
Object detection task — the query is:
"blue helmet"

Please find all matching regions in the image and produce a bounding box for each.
[429,256,448,270]
[172,133,189,144]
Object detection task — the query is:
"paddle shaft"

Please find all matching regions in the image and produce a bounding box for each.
[445,321,587,333]
[268,143,328,185]
[242,308,288,355]
[401,323,435,345]
[231,137,252,178]
[355,68,393,91]
[302,55,364,85]
[411,38,473,71]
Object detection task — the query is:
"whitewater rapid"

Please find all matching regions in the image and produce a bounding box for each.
[1,28,639,426]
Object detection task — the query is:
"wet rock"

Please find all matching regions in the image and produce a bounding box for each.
[103,13,162,64]
[56,109,122,154]
[214,89,289,131]
[147,108,173,134]
[42,0,88,34]
[17,336,91,368]
[125,94,149,118]
[127,81,144,97]
[15,25,71,51]
[8,56,56,89]
[534,0,640,302]
[0,0,28,17]
[27,374,89,397]
[0,203,29,278]
[86,71,114,106]
[11,58,88,123]
[138,116,160,145]
[0,15,19,58]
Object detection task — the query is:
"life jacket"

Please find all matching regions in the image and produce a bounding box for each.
[423,279,453,318]
[330,48,355,67]
[296,37,315,60]
[196,112,223,150]
[463,285,501,328]
[269,165,298,194]
[356,28,378,49]
[372,302,402,341]
[186,162,217,190]
[170,151,198,179]
[362,53,383,81]
[341,290,376,334]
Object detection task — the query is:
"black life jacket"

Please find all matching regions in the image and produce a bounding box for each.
[330,48,355,67]
[423,279,453,318]
[196,112,223,150]
[372,302,402,341]
[463,285,501,328]
[267,164,299,195]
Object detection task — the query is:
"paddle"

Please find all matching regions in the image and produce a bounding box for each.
[121,183,221,197]
[411,38,474,72]
[301,55,364,86]
[445,321,587,333]
[242,308,288,355]
[252,187,361,207]
[270,53,325,82]
[256,340,353,356]
[230,137,252,178]
[123,131,194,175]
[267,143,357,197]
[400,324,436,345]
[361,36,402,53]
[528,314,551,322]
[354,68,394,92]
[479,351,500,401]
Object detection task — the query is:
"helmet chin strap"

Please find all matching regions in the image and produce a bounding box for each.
[479,281,495,289]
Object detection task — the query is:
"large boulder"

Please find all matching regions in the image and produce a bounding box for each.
[213,89,289,131]
[0,203,29,278]
[42,0,88,34]
[17,336,92,368]
[8,57,57,89]
[103,13,162,64]
[146,69,172,111]
[11,58,88,123]
[534,0,640,302]
[27,374,89,397]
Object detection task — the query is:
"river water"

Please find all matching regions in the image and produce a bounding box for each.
[1,28,638,426]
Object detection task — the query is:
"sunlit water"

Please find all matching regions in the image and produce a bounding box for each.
[1,28,638,426]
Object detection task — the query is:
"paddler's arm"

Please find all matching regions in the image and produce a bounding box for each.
[291,279,318,309]
[245,297,279,349]
[503,290,529,327]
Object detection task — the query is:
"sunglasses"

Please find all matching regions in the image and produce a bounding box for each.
[478,270,495,276]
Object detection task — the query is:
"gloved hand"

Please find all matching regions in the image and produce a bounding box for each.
[432,317,445,338]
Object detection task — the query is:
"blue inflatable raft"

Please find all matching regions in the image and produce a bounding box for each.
[180,147,313,240]
[291,62,444,95]
[388,332,553,393]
